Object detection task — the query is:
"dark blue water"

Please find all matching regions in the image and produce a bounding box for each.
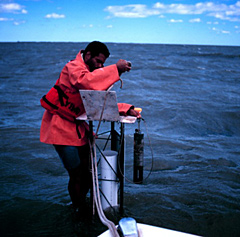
[0,42,240,236]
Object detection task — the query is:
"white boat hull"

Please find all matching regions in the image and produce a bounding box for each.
[98,223,199,237]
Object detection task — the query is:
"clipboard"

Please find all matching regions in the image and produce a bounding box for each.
[76,90,137,123]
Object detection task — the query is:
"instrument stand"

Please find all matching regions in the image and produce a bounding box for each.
[77,90,137,215]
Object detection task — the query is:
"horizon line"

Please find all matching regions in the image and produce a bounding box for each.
[0,41,239,47]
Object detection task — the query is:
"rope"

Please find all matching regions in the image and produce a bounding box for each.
[89,84,119,236]
[95,85,113,136]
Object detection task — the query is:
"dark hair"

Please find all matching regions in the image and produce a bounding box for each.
[83,41,110,58]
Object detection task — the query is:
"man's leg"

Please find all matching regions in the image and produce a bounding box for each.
[54,144,92,209]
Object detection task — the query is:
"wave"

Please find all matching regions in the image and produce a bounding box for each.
[193,52,240,58]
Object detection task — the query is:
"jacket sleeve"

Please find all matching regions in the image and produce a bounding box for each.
[118,103,134,116]
[67,61,120,91]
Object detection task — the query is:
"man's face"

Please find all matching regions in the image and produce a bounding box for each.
[85,52,107,72]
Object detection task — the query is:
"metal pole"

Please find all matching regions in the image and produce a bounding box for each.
[111,121,120,152]
[119,122,125,215]
[89,121,93,143]
[111,122,115,151]
[89,121,94,214]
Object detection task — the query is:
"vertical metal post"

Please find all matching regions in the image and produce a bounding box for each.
[89,121,94,214]
[89,121,93,143]
[111,122,115,151]
[111,122,120,152]
[119,122,125,215]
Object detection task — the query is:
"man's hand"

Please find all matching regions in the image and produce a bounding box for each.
[116,59,131,75]
[127,108,141,118]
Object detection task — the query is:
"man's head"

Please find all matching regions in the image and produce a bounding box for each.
[83,41,110,72]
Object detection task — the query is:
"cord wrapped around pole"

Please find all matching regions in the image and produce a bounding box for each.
[89,139,119,237]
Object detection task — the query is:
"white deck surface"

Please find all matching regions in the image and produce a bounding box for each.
[98,223,200,237]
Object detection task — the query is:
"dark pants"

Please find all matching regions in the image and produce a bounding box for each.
[54,144,92,208]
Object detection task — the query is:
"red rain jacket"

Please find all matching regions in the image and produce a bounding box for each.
[40,51,133,146]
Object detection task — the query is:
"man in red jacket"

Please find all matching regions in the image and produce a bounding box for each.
[40,41,139,212]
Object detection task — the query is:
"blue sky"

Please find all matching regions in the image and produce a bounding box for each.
[0,0,239,46]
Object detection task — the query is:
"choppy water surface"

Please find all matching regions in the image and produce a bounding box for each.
[0,42,240,236]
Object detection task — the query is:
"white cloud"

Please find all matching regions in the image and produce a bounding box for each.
[81,24,95,28]
[211,27,230,34]
[104,4,159,18]
[22,9,27,14]
[0,3,21,11]
[107,25,113,28]
[235,25,240,33]
[189,18,201,23]
[105,2,240,22]
[207,21,219,25]
[45,13,65,19]
[159,14,165,18]
[0,17,13,21]
[14,20,26,26]
[0,3,27,14]
[0,17,26,25]
[154,1,240,22]
[221,30,230,34]
[168,19,183,23]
